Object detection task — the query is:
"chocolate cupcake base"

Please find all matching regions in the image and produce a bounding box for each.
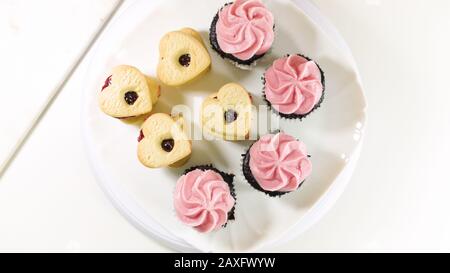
[209,4,266,68]
[242,145,304,197]
[263,54,326,120]
[183,165,236,222]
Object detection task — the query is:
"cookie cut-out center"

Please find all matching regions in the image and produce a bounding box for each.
[124,91,139,105]
[224,109,238,124]
[161,139,175,152]
[179,54,191,67]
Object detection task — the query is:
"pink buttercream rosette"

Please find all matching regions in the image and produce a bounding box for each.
[210,0,275,68]
[263,54,325,120]
[174,167,236,233]
[242,132,312,197]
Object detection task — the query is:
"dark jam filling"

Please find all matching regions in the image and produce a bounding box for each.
[161,139,175,152]
[124,91,139,105]
[137,130,145,142]
[179,54,191,67]
[101,75,112,91]
[224,109,238,124]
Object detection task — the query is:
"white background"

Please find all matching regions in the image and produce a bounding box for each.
[0,0,449,252]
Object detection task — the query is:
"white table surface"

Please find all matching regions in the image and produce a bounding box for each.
[1,0,449,252]
[0,0,121,173]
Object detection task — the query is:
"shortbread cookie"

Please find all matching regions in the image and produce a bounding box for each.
[99,65,160,118]
[157,28,211,87]
[138,113,192,168]
[201,83,253,141]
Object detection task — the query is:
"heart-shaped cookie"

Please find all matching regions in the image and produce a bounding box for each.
[99,65,160,118]
[138,113,192,168]
[201,83,253,141]
[157,28,211,87]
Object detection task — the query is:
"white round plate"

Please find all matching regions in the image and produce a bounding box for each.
[82,0,367,252]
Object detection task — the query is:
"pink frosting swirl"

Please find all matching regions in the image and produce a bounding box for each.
[249,133,312,192]
[265,55,323,115]
[174,169,235,233]
[216,0,274,60]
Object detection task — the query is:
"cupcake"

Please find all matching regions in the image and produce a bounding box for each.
[263,54,325,120]
[210,0,275,69]
[201,83,253,141]
[242,132,312,197]
[99,65,160,119]
[174,165,236,233]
